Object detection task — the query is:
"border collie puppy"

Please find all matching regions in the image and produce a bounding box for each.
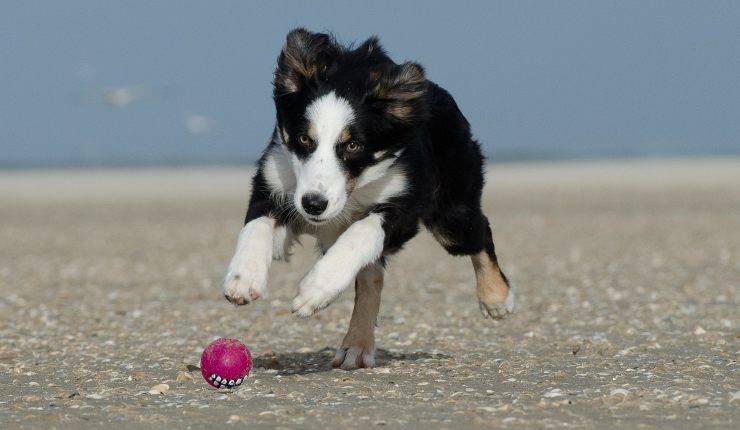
[223,29,514,370]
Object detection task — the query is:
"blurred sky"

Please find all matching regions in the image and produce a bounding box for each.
[1,1,739,167]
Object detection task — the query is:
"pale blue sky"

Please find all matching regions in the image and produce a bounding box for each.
[1,1,739,166]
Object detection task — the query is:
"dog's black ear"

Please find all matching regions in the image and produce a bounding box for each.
[274,28,335,96]
[368,62,428,123]
[357,36,385,58]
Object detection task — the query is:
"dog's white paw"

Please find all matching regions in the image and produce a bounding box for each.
[479,285,516,320]
[222,265,267,306]
[332,345,376,370]
[290,287,339,318]
[223,218,275,306]
[291,271,343,317]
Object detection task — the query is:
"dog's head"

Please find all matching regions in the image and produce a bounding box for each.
[272,28,427,224]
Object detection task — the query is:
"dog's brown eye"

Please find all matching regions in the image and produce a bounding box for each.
[298,134,312,146]
[346,141,361,153]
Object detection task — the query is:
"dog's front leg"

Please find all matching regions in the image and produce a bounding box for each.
[291,213,385,317]
[223,216,275,305]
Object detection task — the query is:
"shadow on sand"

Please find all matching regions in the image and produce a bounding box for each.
[253,347,452,375]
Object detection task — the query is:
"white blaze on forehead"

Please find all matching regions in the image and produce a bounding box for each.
[292,91,355,221]
[305,91,355,144]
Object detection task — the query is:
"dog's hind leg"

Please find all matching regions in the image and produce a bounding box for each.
[429,211,514,319]
[332,261,384,370]
[471,224,514,319]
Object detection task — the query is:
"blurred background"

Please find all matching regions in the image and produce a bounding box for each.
[1,0,738,167]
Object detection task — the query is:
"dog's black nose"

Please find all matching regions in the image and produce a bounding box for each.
[301,193,328,216]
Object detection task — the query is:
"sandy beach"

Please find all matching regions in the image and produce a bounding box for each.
[0,159,738,429]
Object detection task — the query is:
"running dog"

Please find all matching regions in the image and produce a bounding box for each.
[223,28,514,370]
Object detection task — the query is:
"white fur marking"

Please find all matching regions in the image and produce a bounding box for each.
[280,127,289,144]
[355,157,396,188]
[222,217,275,303]
[292,213,385,316]
[293,92,355,221]
[352,163,408,207]
[272,224,296,262]
[263,145,297,197]
[505,283,516,313]
[272,224,288,260]
[305,92,355,143]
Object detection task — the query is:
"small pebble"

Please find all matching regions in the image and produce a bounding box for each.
[543,388,564,398]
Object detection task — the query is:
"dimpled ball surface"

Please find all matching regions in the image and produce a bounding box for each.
[200,338,252,388]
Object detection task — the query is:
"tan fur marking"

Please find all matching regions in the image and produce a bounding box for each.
[387,105,412,119]
[372,62,426,101]
[307,124,317,141]
[471,251,510,308]
[332,263,383,369]
[340,127,352,143]
[274,29,333,95]
[430,225,456,248]
[370,62,426,121]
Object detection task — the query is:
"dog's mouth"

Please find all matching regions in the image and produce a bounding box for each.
[305,215,327,225]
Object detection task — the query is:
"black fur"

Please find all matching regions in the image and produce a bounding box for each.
[246,29,505,267]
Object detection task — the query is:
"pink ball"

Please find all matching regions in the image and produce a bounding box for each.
[200,338,252,388]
